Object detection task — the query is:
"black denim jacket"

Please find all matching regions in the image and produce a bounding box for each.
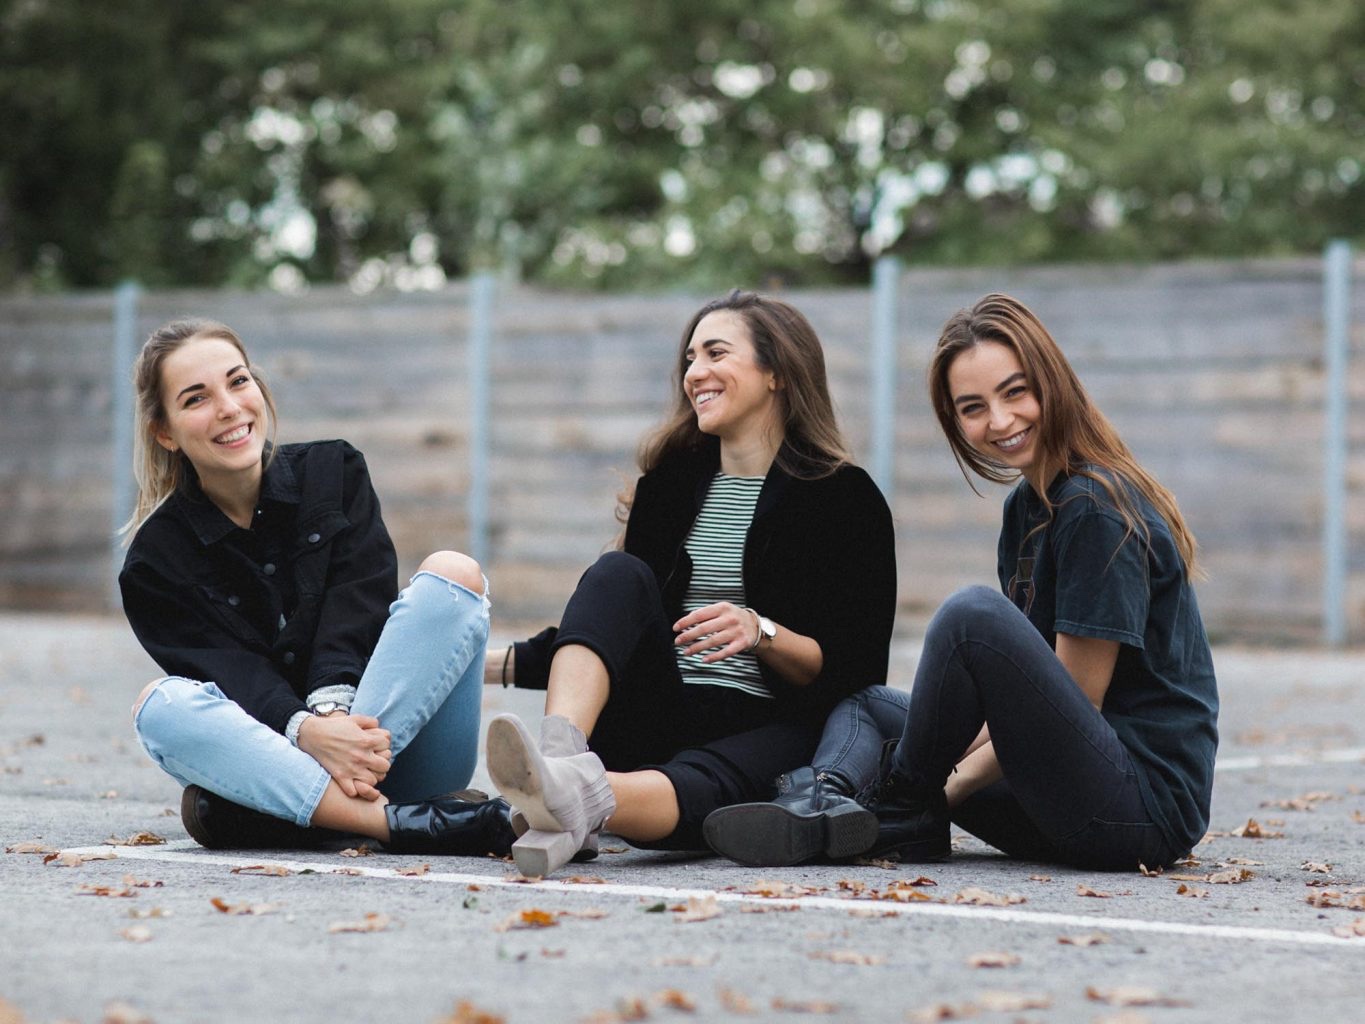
[514,438,897,724]
[120,440,398,734]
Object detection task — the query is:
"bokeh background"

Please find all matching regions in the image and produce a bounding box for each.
[1,0,1362,643]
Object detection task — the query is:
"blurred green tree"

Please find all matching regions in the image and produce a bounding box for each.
[0,0,1359,291]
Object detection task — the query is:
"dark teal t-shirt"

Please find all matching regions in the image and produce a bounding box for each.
[997,469,1219,855]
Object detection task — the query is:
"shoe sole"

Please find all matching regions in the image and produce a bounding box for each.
[703,802,878,867]
[486,715,563,833]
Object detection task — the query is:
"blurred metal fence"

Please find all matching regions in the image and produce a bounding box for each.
[1,250,1360,644]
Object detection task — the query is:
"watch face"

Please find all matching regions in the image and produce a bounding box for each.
[759,616,777,639]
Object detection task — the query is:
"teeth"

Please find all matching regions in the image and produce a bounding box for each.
[696,392,718,406]
[215,425,251,444]
[996,429,1029,450]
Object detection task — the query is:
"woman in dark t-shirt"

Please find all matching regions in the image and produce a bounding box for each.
[705,293,1218,871]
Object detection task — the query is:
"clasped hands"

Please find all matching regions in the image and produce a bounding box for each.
[297,710,391,801]
[674,601,759,663]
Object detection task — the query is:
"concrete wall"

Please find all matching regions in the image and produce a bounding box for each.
[2,258,1362,643]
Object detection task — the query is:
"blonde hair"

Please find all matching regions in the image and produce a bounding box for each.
[120,319,278,539]
[929,293,1201,577]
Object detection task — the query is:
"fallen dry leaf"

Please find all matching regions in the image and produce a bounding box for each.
[338,846,373,858]
[434,1000,505,1024]
[852,856,899,870]
[953,887,1025,907]
[0,998,23,1024]
[655,989,696,1011]
[231,864,291,876]
[1331,918,1365,939]
[967,951,1020,968]
[601,845,629,854]
[744,879,820,898]
[564,874,607,885]
[128,907,169,920]
[102,1000,154,1023]
[395,863,430,877]
[1352,810,1365,825]
[1305,890,1365,910]
[210,897,280,916]
[494,908,558,931]
[1137,863,1162,877]
[327,912,393,933]
[1086,986,1190,1007]
[653,954,716,967]
[717,989,755,1013]
[1176,884,1208,898]
[6,840,56,855]
[1076,884,1112,898]
[1058,932,1109,946]
[674,895,721,923]
[1219,857,1262,866]
[118,925,153,943]
[559,908,610,920]
[540,948,565,958]
[78,884,137,898]
[1208,868,1254,884]
[122,875,163,888]
[770,997,837,1013]
[614,997,649,1021]
[104,831,166,847]
[1028,874,1052,882]
[44,849,117,867]
[906,1001,973,1022]
[808,950,886,966]
[1301,861,1333,874]
[1262,791,1336,811]
[974,991,1051,1012]
[1167,872,1207,882]
[740,902,800,913]
[1232,818,1283,839]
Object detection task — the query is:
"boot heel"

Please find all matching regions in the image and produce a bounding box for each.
[512,829,578,877]
[822,802,878,859]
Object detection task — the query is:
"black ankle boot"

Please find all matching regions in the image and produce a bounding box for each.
[383,796,517,857]
[702,766,879,866]
[181,784,337,850]
[869,772,950,862]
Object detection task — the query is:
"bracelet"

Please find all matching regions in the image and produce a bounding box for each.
[744,607,763,653]
[501,643,513,688]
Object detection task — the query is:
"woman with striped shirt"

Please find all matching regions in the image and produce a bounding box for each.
[486,290,897,876]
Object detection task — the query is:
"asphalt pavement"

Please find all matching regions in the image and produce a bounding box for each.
[2,612,1363,1024]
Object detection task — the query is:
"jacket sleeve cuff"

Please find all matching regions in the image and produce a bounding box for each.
[512,627,559,690]
[306,684,357,711]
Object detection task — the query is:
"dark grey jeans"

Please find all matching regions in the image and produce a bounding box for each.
[812,586,1179,871]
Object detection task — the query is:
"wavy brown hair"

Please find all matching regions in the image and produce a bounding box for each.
[928,293,1201,577]
[120,319,278,539]
[638,290,849,476]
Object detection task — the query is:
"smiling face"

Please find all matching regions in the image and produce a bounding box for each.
[682,310,782,447]
[947,340,1044,488]
[154,334,268,488]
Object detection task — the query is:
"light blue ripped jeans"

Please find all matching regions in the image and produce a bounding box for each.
[134,570,489,826]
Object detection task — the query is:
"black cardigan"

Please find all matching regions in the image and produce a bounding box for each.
[515,440,897,724]
[120,441,398,734]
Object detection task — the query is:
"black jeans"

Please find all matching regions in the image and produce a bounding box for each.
[813,586,1178,871]
[554,551,819,849]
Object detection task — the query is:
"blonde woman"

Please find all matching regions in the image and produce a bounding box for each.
[121,319,513,856]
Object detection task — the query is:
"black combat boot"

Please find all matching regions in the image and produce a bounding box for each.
[701,766,879,867]
[181,784,339,850]
[383,795,518,857]
[868,771,951,862]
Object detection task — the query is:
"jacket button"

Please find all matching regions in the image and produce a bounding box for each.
[307,533,321,544]
[227,595,240,607]
[282,651,296,666]
[263,563,276,575]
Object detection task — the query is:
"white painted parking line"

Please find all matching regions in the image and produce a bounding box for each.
[64,842,1363,950]
[1215,747,1365,772]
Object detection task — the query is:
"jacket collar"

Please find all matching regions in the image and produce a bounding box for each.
[173,446,300,546]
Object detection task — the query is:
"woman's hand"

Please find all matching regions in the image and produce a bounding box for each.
[297,712,391,800]
[673,602,758,663]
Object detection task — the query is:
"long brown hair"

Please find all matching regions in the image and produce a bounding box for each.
[120,319,278,539]
[928,293,1201,577]
[637,290,850,479]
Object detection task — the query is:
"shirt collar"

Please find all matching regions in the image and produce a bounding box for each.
[174,447,301,546]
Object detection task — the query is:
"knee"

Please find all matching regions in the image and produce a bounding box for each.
[417,550,484,594]
[582,550,654,593]
[131,679,163,723]
[131,676,195,737]
[933,585,1009,631]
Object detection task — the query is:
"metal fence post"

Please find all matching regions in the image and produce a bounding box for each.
[109,280,140,609]
[870,255,901,496]
[1322,241,1352,646]
[467,272,495,567]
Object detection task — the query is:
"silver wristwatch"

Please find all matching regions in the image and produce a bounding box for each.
[311,701,348,716]
[755,614,777,647]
